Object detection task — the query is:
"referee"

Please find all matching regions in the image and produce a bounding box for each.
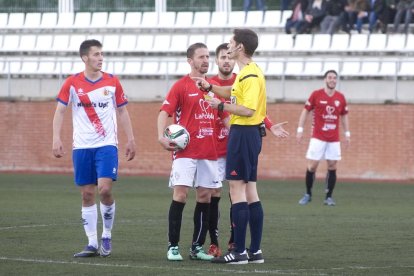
[195,28,278,264]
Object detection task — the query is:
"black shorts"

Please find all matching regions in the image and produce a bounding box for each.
[225,124,262,183]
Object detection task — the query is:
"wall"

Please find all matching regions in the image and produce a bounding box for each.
[0,101,413,181]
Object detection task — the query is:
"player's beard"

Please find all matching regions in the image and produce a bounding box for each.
[219,67,232,77]
[327,82,336,90]
[197,63,209,75]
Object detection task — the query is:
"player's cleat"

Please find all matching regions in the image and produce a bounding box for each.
[99,237,112,257]
[208,244,222,257]
[189,246,214,261]
[73,245,99,257]
[248,249,264,264]
[211,250,249,264]
[324,197,336,206]
[167,246,183,261]
[298,194,311,205]
[227,242,236,252]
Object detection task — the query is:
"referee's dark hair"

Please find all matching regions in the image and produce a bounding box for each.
[233,28,258,57]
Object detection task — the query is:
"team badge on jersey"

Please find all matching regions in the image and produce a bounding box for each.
[77,88,85,96]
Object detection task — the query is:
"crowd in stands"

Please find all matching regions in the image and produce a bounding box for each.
[284,0,414,35]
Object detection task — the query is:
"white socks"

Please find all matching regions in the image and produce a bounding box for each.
[81,202,116,248]
[100,201,116,239]
[81,204,98,249]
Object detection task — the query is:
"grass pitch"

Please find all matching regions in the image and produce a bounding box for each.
[0,173,413,275]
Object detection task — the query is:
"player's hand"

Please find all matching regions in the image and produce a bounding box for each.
[158,136,178,151]
[270,121,289,138]
[344,137,351,148]
[296,132,304,144]
[52,139,65,158]
[125,140,136,161]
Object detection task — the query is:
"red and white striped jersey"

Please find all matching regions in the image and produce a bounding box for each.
[56,71,128,149]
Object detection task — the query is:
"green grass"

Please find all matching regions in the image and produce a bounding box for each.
[0,173,413,275]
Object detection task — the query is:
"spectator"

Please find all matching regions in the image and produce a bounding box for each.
[285,0,309,34]
[298,0,327,34]
[281,0,293,11]
[244,0,266,11]
[393,0,414,33]
[341,0,370,33]
[366,0,389,33]
[320,0,347,34]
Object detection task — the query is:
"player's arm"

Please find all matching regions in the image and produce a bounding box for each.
[296,108,310,143]
[117,105,136,161]
[265,116,289,138]
[157,110,176,151]
[341,113,351,147]
[52,102,67,158]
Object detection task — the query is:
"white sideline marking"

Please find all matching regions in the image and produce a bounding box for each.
[0,219,134,231]
[0,223,78,231]
[0,256,294,274]
[1,256,414,275]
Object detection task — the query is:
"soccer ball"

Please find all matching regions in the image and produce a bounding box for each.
[164,124,190,151]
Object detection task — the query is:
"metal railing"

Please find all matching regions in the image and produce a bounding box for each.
[0,57,412,103]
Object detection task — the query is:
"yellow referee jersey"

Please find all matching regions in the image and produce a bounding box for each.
[229,62,266,125]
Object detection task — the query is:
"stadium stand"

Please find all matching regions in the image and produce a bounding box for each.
[123,12,142,29]
[0,9,413,103]
[227,11,247,28]
[0,13,8,28]
[6,12,25,29]
[262,10,283,27]
[193,11,211,28]
[311,34,331,51]
[56,12,74,28]
[40,12,58,29]
[23,12,41,29]
[210,11,228,28]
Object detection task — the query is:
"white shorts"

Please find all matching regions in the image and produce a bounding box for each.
[306,138,342,161]
[169,158,222,189]
[217,157,226,182]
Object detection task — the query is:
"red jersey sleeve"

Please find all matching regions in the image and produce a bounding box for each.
[340,96,349,115]
[160,81,181,116]
[56,76,73,105]
[264,115,274,129]
[304,91,317,111]
[114,76,128,107]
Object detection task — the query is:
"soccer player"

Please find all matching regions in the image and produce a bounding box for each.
[296,69,350,206]
[52,39,136,257]
[196,28,279,264]
[207,43,289,257]
[157,42,226,261]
